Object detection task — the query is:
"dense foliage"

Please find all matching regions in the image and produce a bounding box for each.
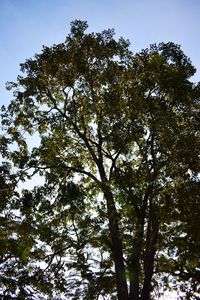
[1,20,200,299]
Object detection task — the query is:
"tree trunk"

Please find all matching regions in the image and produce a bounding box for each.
[129,260,140,300]
[141,203,159,300]
[141,248,156,300]
[103,186,129,300]
[128,206,146,300]
[129,231,143,300]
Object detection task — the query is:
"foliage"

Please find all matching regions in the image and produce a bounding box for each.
[1,20,200,299]
[0,158,57,299]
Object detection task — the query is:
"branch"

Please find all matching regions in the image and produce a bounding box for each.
[109,151,121,181]
[72,121,99,166]
[42,244,72,271]
[31,164,100,184]
[46,88,67,118]
[127,188,140,216]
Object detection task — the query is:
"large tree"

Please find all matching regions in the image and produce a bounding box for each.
[1,20,199,299]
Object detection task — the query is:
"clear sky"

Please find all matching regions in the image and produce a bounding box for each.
[0,0,200,106]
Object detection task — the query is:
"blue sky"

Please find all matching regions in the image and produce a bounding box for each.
[0,0,200,106]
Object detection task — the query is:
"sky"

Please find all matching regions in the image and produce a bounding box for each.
[0,0,200,107]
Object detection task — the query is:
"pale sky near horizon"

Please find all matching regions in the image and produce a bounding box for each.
[0,0,200,107]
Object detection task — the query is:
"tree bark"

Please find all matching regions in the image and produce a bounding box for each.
[96,148,129,300]
[141,248,156,300]
[129,260,140,300]
[128,187,148,300]
[141,203,159,300]
[103,186,129,300]
[128,227,143,300]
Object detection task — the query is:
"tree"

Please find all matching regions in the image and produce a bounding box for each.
[0,142,54,299]
[1,20,199,299]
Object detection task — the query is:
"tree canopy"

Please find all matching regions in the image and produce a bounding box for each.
[0,20,200,300]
